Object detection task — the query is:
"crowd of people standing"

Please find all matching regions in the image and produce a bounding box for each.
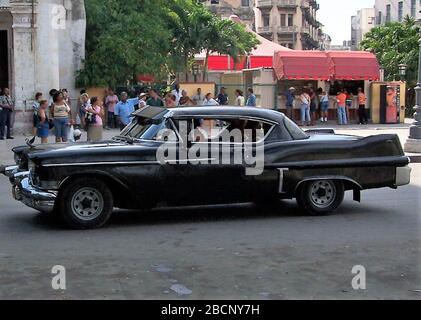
[284,87,368,126]
[20,84,258,145]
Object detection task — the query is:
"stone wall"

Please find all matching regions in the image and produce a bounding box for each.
[4,0,86,134]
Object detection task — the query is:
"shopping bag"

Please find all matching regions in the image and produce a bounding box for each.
[68,125,75,143]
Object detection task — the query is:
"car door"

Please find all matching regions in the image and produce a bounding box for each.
[159,116,250,206]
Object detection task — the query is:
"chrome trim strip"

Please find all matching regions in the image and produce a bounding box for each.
[294,176,363,193]
[42,161,160,168]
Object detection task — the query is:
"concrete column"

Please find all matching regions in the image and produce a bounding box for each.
[10,0,37,133]
[35,1,60,93]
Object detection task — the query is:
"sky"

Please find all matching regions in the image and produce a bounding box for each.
[317,0,375,45]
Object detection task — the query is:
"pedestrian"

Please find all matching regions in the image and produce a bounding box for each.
[320,91,329,122]
[86,96,104,142]
[146,89,164,107]
[309,88,318,126]
[357,87,368,125]
[138,93,148,110]
[203,93,219,106]
[345,89,353,123]
[216,87,229,106]
[79,93,91,129]
[0,88,15,140]
[285,87,295,120]
[52,91,72,143]
[36,100,50,144]
[105,88,118,128]
[179,90,194,106]
[246,88,257,107]
[299,89,311,126]
[114,92,139,131]
[61,89,71,107]
[32,92,43,135]
[235,89,245,107]
[171,83,182,106]
[165,93,177,108]
[336,89,348,125]
[48,89,59,111]
[192,88,205,106]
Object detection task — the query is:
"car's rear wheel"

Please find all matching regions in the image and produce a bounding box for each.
[296,180,344,216]
[59,178,113,229]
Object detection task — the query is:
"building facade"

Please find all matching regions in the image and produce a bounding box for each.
[351,8,375,50]
[254,0,321,50]
[0,0,85,133]
[200,0,256,28]
[375,0,421,25]
[329,41,353,51]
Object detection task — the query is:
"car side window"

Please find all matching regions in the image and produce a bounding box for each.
[171,117,275,144]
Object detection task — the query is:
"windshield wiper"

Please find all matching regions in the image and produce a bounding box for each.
[112,135,136,144]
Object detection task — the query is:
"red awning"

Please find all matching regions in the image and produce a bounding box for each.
[273,50,331,80]
[327,51,380,81]
[207,56,246,71]
[249,56,273,69]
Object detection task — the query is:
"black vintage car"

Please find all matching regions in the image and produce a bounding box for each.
[1,106,411,229]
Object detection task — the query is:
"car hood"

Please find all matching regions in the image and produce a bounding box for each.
[27,140,161,165]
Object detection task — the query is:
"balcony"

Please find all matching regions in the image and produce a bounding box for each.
[256,0,298,10]
[256,0,274,9]
[278,26,298,34]
[277,0,298,9]
[257,26,274,35]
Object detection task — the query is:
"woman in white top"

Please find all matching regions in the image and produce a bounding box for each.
[235,89,245,107]
[52,91,72,143]
[203,93,219,106]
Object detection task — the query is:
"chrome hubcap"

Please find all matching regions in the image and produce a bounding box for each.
[309,180,336,209]
[71,187,104,221]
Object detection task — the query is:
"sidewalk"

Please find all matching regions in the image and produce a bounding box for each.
[1,125,419,165]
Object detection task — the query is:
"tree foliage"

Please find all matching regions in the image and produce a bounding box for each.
[77,0,259,87]
[76,0,172,87]
[361,16,420,83]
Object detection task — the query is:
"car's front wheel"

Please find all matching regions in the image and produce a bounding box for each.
[296,180,344,216]
[59,178,114,229]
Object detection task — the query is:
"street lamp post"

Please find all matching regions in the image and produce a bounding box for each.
[404,21,421,153]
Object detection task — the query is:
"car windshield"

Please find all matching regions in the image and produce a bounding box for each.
[116,117,173,141]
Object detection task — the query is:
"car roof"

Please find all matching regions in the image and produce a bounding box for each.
[169,106,285,123]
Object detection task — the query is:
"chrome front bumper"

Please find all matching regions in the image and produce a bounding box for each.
[3,168,57,214]
[14,178,57,213]
[2,165,19,179]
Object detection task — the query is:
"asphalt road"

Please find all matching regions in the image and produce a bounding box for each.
[0,163,420,300]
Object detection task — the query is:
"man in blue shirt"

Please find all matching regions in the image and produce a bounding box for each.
[114,92,139,131]
[285,87,296,120]
[246,88,257,107]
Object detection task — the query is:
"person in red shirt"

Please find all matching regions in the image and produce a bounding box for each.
[336,89,348,125]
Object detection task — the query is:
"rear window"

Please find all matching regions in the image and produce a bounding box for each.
[283,117,308,140]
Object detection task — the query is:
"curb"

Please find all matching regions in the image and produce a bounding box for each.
[409,155,421,164]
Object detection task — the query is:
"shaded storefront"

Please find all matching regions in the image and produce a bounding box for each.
[272,50,391,123]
